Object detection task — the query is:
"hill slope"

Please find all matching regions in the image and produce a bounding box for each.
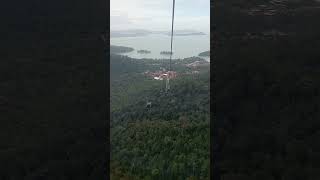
[110,54,210,179]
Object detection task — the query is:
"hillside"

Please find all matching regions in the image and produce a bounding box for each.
[110,54,210,179]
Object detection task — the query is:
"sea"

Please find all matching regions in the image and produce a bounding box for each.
[110,34,210,62]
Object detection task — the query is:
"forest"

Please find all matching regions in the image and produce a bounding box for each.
[110,54,210,179]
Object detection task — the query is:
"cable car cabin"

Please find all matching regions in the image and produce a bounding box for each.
[146,101,152,108]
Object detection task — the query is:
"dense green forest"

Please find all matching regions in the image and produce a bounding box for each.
[213,0,320,179]
[110,54,210,179]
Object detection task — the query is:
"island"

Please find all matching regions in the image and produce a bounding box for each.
[110,30,152,38]
[160,51,173,55]
[110,29,206,37]
[137,50,151,54]
[183,56,207,64]
[110,45,134,54]
[173,32,206,36]
[163,30,206,36]
[198,51,210,57]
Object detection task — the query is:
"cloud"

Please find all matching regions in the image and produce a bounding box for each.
[110,12,134,30]
[110,0,210,32]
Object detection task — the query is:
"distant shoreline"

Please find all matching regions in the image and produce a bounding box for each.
[110,30,207,38]
[110,44,210,62]
[110,32,209,60]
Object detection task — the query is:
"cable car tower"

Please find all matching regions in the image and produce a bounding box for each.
[165,0,175,93]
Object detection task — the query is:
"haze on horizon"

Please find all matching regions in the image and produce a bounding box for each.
[110,0,210,34]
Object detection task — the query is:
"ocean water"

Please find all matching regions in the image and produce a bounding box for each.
[110,34,210,61]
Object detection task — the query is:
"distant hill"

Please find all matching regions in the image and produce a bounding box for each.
[165,30,206,36]
[110,29,206,37]
[173,32,206,36]
[110,29,152,37]
[110,45,134,54]
[199,51,210,57]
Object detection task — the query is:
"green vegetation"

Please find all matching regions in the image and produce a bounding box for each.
[111,120,209,180]
[110,54,161,112]
[110,45,134,54]
[110,54,210,179]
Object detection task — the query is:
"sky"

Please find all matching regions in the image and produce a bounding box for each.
[110,0,210,33]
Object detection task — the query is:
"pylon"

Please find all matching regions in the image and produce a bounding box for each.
[165,76,170,92]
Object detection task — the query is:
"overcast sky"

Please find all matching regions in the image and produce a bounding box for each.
[110,0,210,33]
